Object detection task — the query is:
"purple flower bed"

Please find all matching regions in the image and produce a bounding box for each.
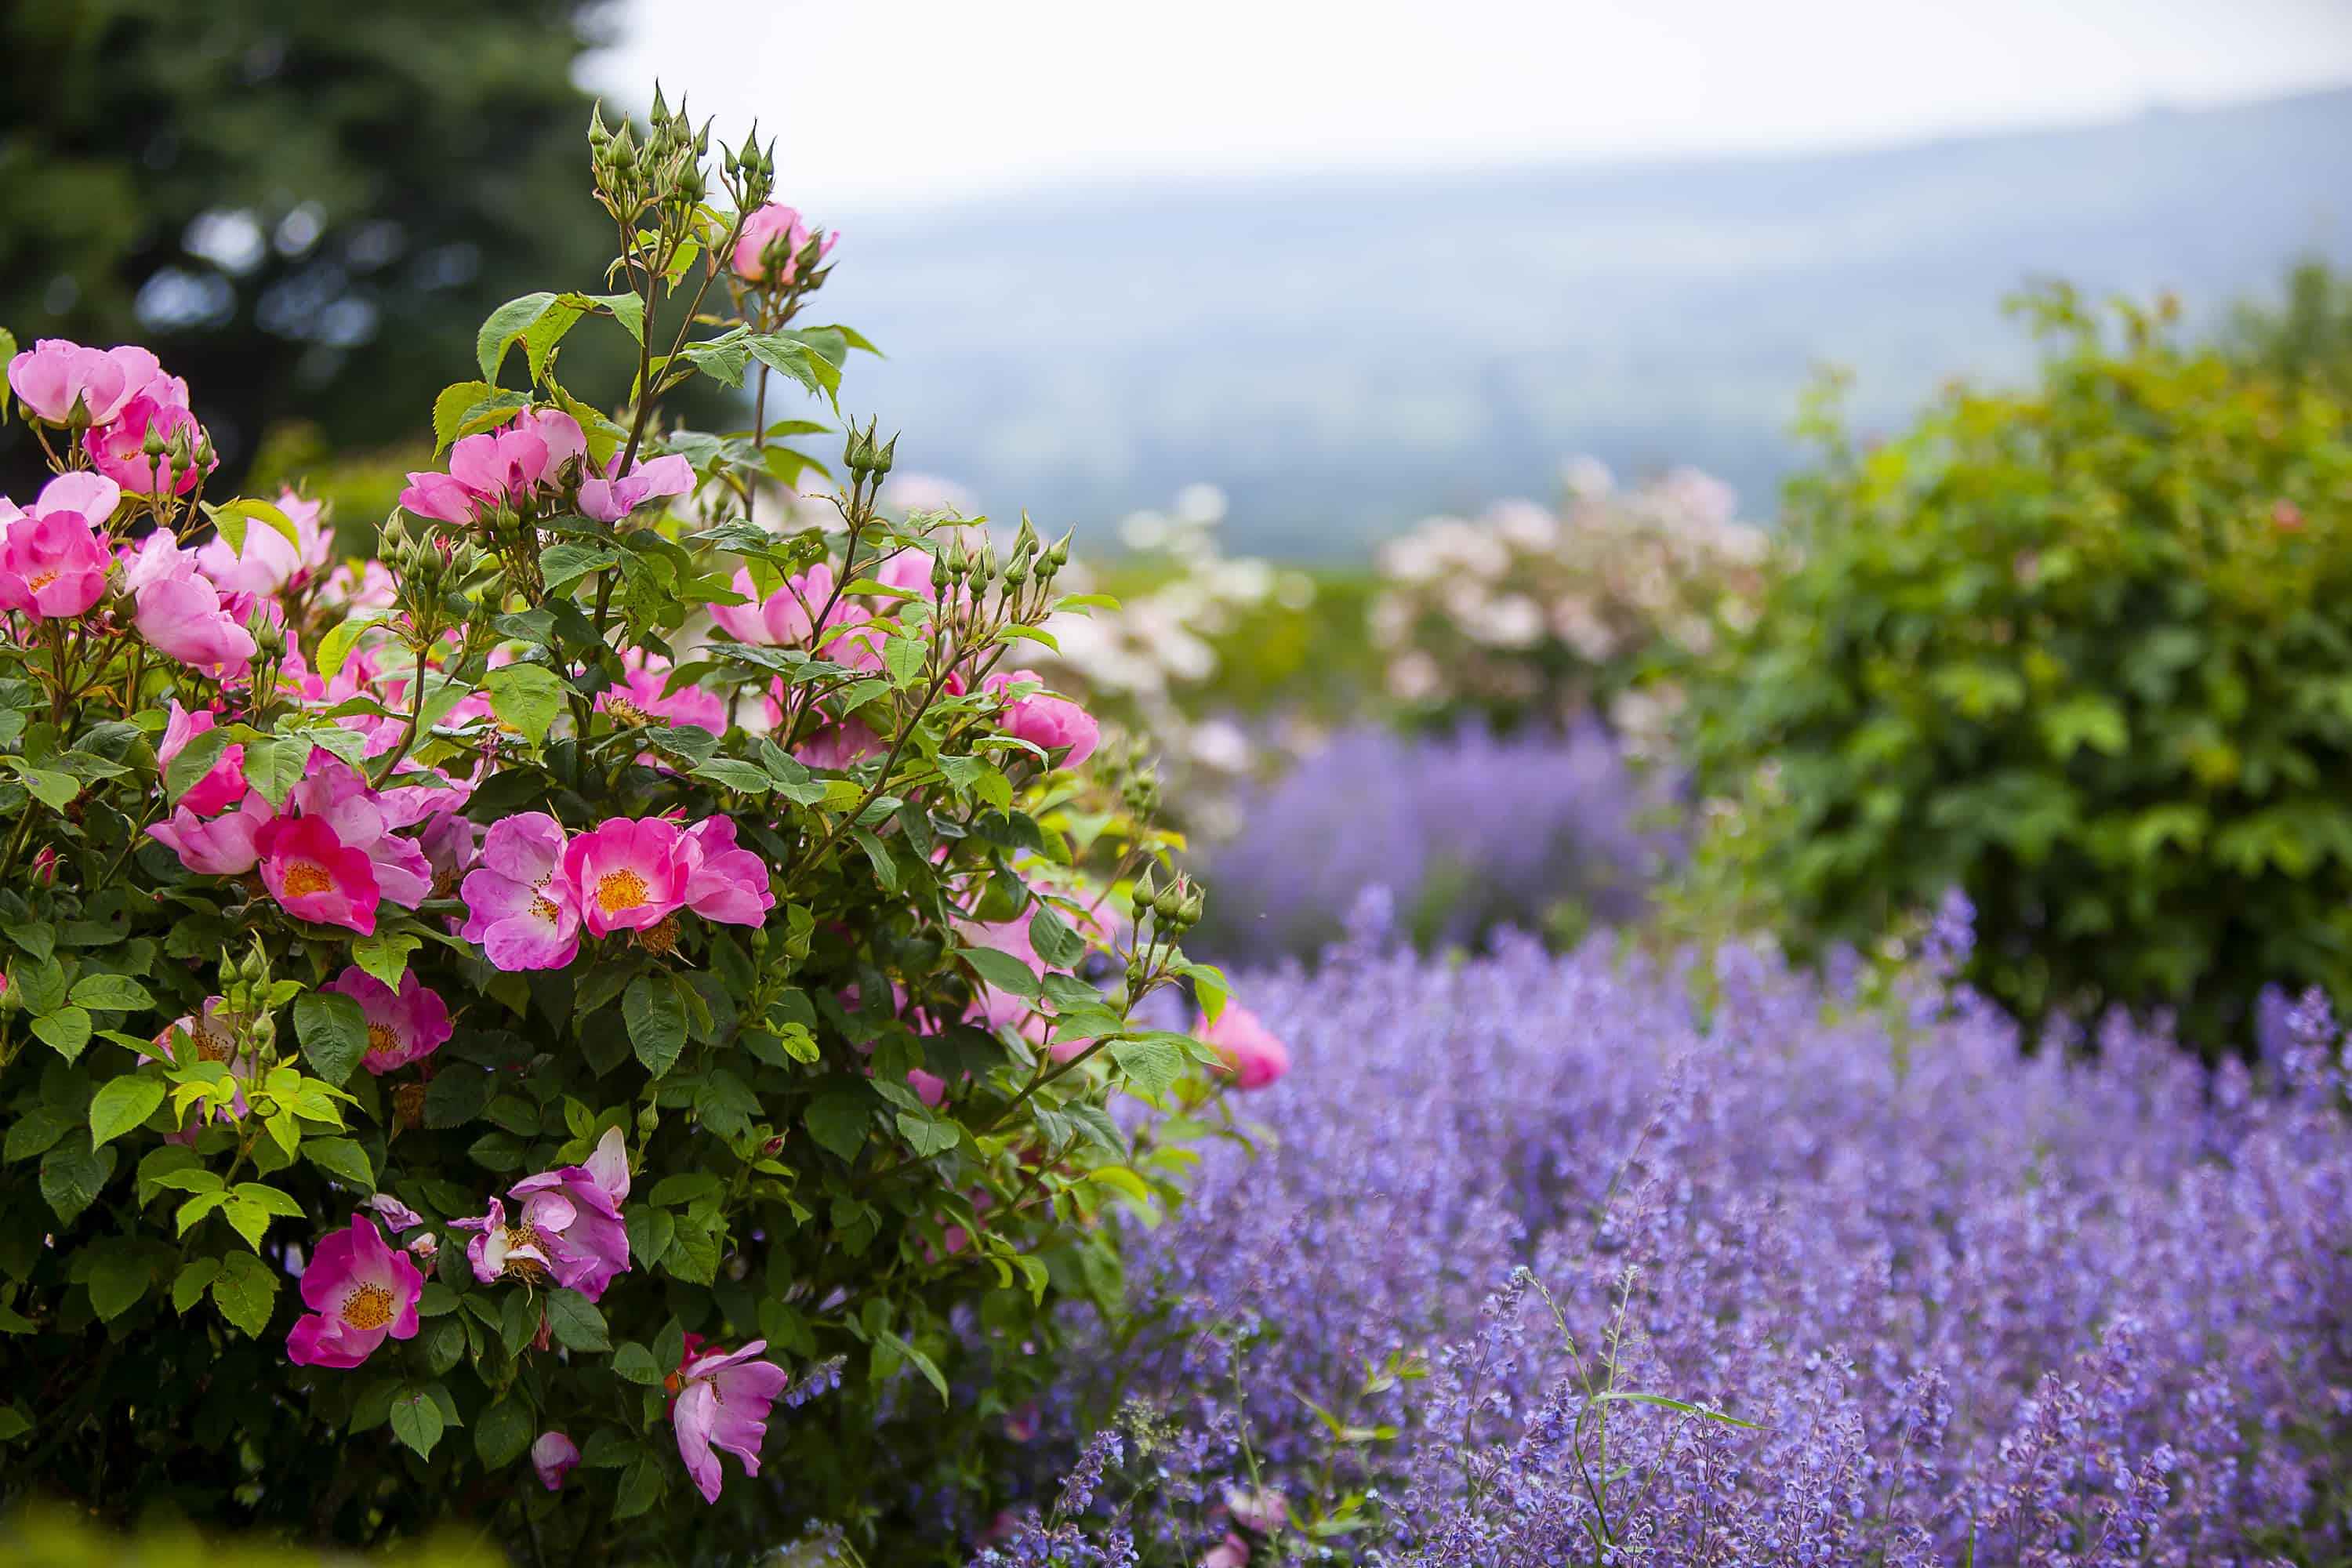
[1193,721,1680,960]
[974,898,2352,1565]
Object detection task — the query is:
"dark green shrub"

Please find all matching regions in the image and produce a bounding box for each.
[1682,284,2352,1044]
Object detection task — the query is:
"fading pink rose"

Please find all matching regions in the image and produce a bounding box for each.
[680,815,774,926]
[323,965,452,1075]
[453,1128,633,1301]
[601,650,726,735]
[0,472,122,619]
[158,701,246,816]
[710,562,836,647]
[399,408,585,522]
[7,340,157,426]
[126,529,257,675]
[578,451,695,523]
[286,1214,423,1370]
[982,669,1099,769]
[670,1336,789,1502]
[86,376,212,495]
[148,790,274,875]
[532,1432,581,1491]
[1203,1534,1250,1568]
[461,812,580,971]
[195,488,331,596]
[731,203,836,285]
[1200,1004,1290,1091]
[793,715,883,771]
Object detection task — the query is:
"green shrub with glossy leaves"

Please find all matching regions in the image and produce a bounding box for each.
[1681,283,2352,1046]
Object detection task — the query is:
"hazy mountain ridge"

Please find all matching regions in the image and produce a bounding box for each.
[815,86,2352,557]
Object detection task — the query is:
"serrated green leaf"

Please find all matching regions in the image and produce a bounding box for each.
[622,975,687,1078]
[486,662,564,746]
[294,990,369,1086]
[88,1075,165,1149]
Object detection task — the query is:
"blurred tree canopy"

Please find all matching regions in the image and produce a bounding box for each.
[0,0,637,492]
[2229,256,2352,401]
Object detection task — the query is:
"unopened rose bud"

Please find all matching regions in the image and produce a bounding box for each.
[637,1103,659,1138]
[1131,871,1157,920]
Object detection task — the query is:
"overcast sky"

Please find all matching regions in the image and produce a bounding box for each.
[583,0,2352,213]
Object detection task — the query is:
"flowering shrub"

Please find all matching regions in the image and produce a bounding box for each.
[1681,285,2352,1045]
[1370,459,1768,744]
[1191,720,1680,960]
[973,898,2352,1563]
[0,92,1245,1559]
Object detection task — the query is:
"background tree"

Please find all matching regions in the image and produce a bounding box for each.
[0,0,638,497]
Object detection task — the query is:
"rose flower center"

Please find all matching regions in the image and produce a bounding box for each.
[342,1283,395,1330]
[595,869,649,913]
[283,863,334,898]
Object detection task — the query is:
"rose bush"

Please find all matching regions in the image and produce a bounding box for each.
[0,92,1247,1562]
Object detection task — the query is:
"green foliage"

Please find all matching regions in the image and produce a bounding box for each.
[1681,283,2352,1045]
[2228,256,2352,403]
[0,95,1243,1563]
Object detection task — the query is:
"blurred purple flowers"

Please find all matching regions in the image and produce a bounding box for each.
[1194,720,1679,959]
[976,898,2352,1564]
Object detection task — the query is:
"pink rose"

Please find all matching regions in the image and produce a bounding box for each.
[6,340,157,426]
[578,451,694,523]
[286,1214,423,1370]
[157,701,246,817]
[85,376,212,495]
[532,1432,581,1491]
[454,1128,633,1301]
[323,965,452,1075]
[558,816,690,937]
[982,669,1100,769]
[461,812,581,971]
[731,203,837,285]
[1199,1004,1290,1091]
[680,815,775,926]
[0,472,119,619]
[670,1335,790,1502]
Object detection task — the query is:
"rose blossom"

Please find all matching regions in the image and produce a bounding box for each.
[1199,1003,1290,1091]
[156,700,246,817]
[453,1128,633,1301]
[730,203,836,285]
[285,1214,423,1370]
[461,812,581,971]
[982,668,1100,769]
[0,472,120,619]
[558,816,690,938]
[670,1335,789,1502]
[6,339,156,426]
[323,965,452,1075]
[532,1432,581,1491]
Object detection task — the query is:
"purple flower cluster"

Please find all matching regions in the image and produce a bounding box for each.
[1194,720,1680,959]
[976,895,2352,1564]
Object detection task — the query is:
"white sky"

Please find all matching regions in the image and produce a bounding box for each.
[584,0,2352,213]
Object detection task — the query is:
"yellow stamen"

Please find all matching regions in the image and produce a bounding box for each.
[283,863,333,897]
[343,1283,395,1330]
[596,869,648,914]
[366,1022,400,1058]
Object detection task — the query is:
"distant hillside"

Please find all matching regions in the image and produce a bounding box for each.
[816,86,2352,557]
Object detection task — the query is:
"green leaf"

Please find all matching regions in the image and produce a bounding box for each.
[1110,1036,1185,1098]
[541,1289,610,1352]
[430,380,526,454]
[962,945,1041,1000]
[1029,906,1088,970]
[0,1406,28,1443]
[205,496,300,556]
[612,1341,666,1385]
[210,1250,278,1338]
[88,1075,165,1149]
[38,1138,112,1224]
[316,609,391,679]
[68,973,154,1012]
[239,735,310,810]
[540,541,620,592]
[351,931,422,991]
[474,1397,535,1468]
[172,1257,221,1313]
[623,975,688,1078]
[486,662,565,745]
[1592,1391,1765,1428]
[691,757,774,794]
[476,292,559,384]
[31,1005,92,1062]
[390,1385,447,1459]
[894,1112,960,1158]
[805,1087,873,1162]
[875,1328,951,1406]
[302,1135,376,1189]
[294,990,370,1086]
[85,1242,152,1321]
[9,764,80,811]
[614,1455,665,1519]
